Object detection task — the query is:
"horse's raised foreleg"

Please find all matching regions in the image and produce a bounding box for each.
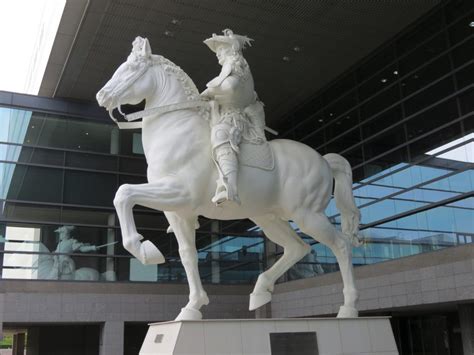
[166,212,209,320]
[113,178,191,265]
[249,214,311,310]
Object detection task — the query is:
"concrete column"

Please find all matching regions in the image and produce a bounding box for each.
[12,333,26,355]
[211,221,220,284]
[106,214,116,276]
[100,321,124,355]
[459,304,474,355]
[110,126,119,155]
[26,327,39,355]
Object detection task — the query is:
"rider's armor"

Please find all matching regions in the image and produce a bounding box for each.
[203,29,267,205]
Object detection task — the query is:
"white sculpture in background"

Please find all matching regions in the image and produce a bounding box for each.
[47,225,98,280]
[37,226,116,281]
[96,32,362,321]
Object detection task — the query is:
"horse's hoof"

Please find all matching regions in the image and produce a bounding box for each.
[337,305,358,318]
[175,307,202,321]
[141,240,165,265]
[249,291,272,311]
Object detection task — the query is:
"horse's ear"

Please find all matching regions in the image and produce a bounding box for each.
[142,38,152,58]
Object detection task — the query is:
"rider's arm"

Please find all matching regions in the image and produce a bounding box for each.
[206,62,232,88]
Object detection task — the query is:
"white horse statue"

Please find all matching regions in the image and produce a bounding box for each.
[96,37,361,320]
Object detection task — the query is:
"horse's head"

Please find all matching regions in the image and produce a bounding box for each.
[96,37,156,115]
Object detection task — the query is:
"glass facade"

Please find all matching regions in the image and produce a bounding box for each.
[0,107,264,284]
[277,0,474,281]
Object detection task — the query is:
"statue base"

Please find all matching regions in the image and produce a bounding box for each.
[139,317,398,355]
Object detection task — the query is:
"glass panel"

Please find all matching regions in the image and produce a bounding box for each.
[399,34,447,74]
[448,12,474,43]
[358,64,398,101]
[325,126,361,153]
[459,87,474,115]
[409,121,462,159]
[119,157,147,174]
[361,106,403,139]
[452,37,474,67]
[63,170,117,207]
[363,124,407,161]
[356,45,395,82]
[0,143,64,167]
[0,107,33,145]
[359,86,400,119]
[455,61,474,89]
[66,151,117,171]
[404,77,455,116]
[1,163,63,203]
[322,73,355,105]
[406,99,459,140]
[60,207,116,226]
[0,201,61,223]
[401,55,451,97]
[64,119,113,153]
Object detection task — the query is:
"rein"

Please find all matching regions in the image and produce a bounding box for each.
[109,100,209,130]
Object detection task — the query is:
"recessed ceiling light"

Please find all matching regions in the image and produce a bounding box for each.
[318,119,324,123]
[171,19,181,25]
[282,56,290,62]
[393,70,399,75]
[381,78,387,83]
[164,30,174,37]
[78,145,81,148]
[293,46,301,52]
[469,21,474,27]
[31,125,35,128]
[85,132,89,135]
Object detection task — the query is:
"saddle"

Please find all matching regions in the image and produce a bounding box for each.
[238,141,274,171]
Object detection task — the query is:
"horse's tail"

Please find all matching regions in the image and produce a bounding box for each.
[323,153,362,247]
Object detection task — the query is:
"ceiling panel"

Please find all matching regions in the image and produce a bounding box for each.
[44,0,442,125]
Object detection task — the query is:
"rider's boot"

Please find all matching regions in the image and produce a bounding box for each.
[212,145,240,205]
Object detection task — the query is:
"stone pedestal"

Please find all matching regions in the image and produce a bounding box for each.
[140,317,398,355]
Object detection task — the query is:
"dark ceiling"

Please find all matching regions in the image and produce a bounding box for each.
[41,0,442,126]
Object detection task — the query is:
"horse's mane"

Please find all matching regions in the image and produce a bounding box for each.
[151,54,200,101]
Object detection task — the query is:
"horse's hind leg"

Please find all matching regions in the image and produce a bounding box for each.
[166,212,209,321]
[293,210,358,317]
[249,214,311,311]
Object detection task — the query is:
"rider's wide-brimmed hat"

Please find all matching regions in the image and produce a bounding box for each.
[54,225,75,233]
[203,29,252,53]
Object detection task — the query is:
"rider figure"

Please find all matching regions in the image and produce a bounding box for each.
[48,225,97,280]
[201,29,266,205]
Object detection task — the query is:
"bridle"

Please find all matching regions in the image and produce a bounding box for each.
[107,58,209,130]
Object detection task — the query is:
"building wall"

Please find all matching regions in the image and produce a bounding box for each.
[272,243,474,318]
[275,0,474,287]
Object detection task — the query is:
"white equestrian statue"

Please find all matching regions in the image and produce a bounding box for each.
[96,36,361,321]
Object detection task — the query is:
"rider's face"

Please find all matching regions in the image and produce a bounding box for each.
[216,46,230,65]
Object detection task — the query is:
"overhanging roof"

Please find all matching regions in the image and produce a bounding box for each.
[40,0,442,125]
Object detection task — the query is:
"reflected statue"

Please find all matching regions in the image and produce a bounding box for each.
[96,32,362,320]
[288,249,325,280]
[48,226,98,280]
[35,226,116,281]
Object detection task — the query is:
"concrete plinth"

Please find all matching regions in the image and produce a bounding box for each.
[140,317,398,355]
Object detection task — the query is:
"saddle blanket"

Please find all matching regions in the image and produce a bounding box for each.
[239,142,275,171]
